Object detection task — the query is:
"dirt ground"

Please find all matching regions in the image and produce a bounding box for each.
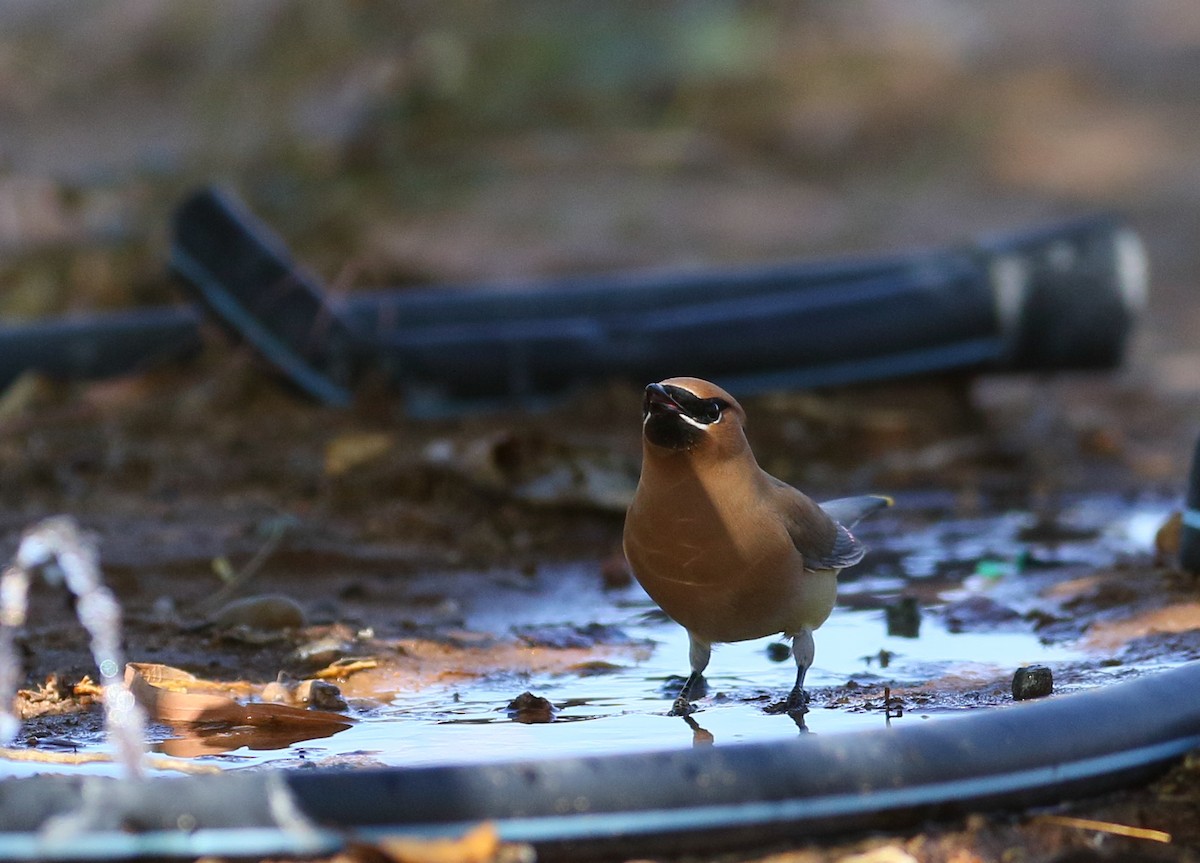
[1,4,1200,862]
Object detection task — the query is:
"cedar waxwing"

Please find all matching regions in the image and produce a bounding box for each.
[623,377,891,716]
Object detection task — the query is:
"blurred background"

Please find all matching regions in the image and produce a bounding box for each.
[0,1,1197,510]
[0,3,1196,318]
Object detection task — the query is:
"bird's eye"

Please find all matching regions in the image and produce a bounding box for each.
[703,399,726,423]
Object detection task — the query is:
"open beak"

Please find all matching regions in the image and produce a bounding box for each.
[643,382,683,417]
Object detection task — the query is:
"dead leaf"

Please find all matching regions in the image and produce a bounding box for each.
[72,675,102,698]
[313,657,380,680]
[0,746,221,774]
[1033,814,1171,843]
[839,846,919,863]
[1085,602,1200,650]
[326,432,395,477]
[371,823,504,863]
[126,663,354,728]
[16,673,100,719]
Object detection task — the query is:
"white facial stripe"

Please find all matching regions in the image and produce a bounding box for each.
[678,413,708,431]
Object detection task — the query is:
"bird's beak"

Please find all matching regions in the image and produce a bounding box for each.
[643,382,683,417]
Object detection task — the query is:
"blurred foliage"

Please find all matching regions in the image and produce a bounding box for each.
[0,1,1194,316]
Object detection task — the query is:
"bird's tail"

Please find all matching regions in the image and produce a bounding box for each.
[818,495,893,528]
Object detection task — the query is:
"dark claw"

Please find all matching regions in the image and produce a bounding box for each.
[668,696,696,717]
[785,686,809,715]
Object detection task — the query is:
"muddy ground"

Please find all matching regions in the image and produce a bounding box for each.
[2,4,1200,862]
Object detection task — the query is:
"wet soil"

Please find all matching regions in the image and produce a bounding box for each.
[4,364,1199,856]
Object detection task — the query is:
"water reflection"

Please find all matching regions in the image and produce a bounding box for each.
[155,720,353,758]
[682,715,714,746]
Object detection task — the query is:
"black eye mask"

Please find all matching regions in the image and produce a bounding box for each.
[644,384,728,423]
[642,383,730,449]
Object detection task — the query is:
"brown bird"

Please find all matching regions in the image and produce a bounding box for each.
[623,377,891,716]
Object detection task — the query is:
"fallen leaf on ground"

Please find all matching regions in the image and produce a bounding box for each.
[326,432,395,477]
[351,822,516,863]
[0,746,220,774]
[126,662,354,728]
[1085,602,1200,651]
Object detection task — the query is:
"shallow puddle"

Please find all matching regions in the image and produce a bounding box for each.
[3,495,1183,777]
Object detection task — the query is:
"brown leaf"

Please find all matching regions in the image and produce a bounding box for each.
[326,432,395,477]
[371,823,503,863]
[125,663,354,728]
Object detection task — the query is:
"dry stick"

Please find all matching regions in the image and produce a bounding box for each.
[192,522,288,617]
[0,746,221,775]
[1035,814,1171,843]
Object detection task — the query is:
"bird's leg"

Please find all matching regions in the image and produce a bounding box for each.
[786,628,814,715]
[669,634,711,716]
[672,667,705,715]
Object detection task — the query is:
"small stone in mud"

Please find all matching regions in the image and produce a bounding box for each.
[885,596,921,638]
[506,691,556,723]
[766,641,791,662]
[211,594,306,631]
[1012,665,1053,700]
[263,676,349,711]
[295,679,348,711]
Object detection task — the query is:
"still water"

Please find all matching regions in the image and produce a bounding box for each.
[3,496,1179,776]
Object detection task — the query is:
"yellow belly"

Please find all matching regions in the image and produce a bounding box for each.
[627,540,840,644]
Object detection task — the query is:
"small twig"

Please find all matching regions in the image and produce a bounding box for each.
[312,658,379,680]
[0,746,221,775]
[193,522,288,617]
[1035,814,1171,843]
[883,685,903,719]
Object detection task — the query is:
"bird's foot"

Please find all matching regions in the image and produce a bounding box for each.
[785,686,809,716]
[668,696,696,717]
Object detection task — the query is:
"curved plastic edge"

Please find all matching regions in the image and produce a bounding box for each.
[169,246,353,407]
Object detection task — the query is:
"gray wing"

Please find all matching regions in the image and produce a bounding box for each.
[819,495,893,528]
[806,522,867,571]
[770,484,885,572]
[808,495,893,571]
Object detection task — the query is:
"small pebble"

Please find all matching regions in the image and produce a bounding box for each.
[506,691,556,724]
[1012,664,1053,700]
[262,677,348,711]
[295,679,348,711]
[211,594,306,631]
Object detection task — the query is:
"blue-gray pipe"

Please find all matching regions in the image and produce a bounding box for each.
[0,188,1149,414]
[0,661,1196,861]
[173,188,1146,411]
